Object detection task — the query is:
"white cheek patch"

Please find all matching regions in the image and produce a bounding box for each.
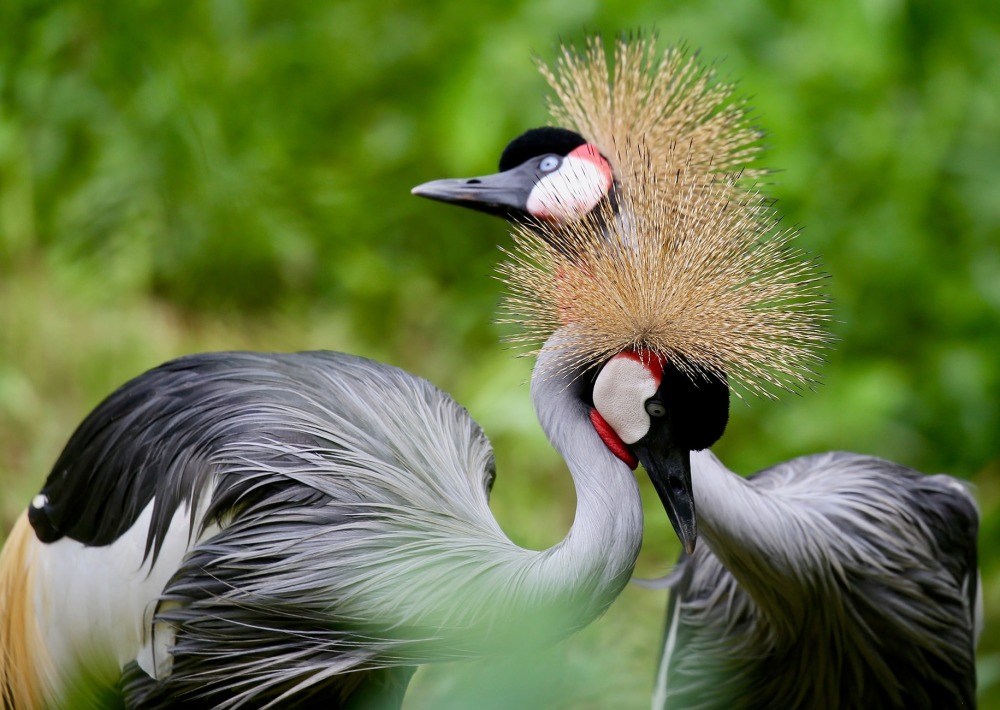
[592,356,659,444]
[526,156,610,223]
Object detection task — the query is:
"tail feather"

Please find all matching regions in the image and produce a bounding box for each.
[0,512,48,709]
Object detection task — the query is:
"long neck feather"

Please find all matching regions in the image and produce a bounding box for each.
[689,450,812,634]
[417,345,644,653]
[361,342,645,656]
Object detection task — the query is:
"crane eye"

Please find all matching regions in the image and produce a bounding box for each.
[645,400,667,418]
[538,155,561,172]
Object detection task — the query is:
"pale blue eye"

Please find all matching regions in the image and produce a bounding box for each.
[645,400,667,417]
[539,155,561,172]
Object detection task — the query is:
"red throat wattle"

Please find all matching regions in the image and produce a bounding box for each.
[589,408,638,470]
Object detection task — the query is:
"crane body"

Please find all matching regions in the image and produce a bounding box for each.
[653,450,980,709]
[0,346,668,708]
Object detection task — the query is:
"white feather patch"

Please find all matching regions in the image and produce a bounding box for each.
[592,356,658,444]
[526,155,610,223]
[33,485,217,701]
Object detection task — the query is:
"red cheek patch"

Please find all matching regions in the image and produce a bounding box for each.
[590,408,638,470]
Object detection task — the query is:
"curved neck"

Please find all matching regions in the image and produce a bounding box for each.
[331,341,645,660]
[431,344,644,651]
[689,450,808,632]
[528,348,644,613]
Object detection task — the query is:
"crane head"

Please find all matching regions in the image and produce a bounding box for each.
[411,127,614,226]
[590,351,728,554]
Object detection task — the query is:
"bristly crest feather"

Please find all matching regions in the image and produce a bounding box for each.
[537,35,766,191]
[500,36,830,398]
[498,156,832,399]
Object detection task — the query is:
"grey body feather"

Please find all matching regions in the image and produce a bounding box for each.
[32,348,642,708]
[654,450,979,710]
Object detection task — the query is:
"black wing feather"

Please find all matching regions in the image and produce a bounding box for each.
[27,351,371,561]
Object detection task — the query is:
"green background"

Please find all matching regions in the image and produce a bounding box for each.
[1,0,997,707]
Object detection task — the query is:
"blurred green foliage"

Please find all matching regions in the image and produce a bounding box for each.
[0,0,998,707]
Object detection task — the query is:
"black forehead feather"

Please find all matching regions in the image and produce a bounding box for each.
[498,127,587,171]
[661,361,730,452]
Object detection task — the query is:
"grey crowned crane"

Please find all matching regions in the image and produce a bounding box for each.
[413,36,981,709]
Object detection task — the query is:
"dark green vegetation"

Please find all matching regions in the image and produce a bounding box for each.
[1,0,997,707]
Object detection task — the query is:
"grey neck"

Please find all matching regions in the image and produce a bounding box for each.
[689,449,807,632]
[524,343,644,631]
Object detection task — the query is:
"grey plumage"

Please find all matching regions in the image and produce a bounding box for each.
[653,450,980,710]
[16,346,643,708]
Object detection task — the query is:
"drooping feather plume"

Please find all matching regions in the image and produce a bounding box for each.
[538,35,765,191]
[501,37,831,396]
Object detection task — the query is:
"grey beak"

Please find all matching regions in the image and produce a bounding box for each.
[411,162,540,219]
[634,442,697,555]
